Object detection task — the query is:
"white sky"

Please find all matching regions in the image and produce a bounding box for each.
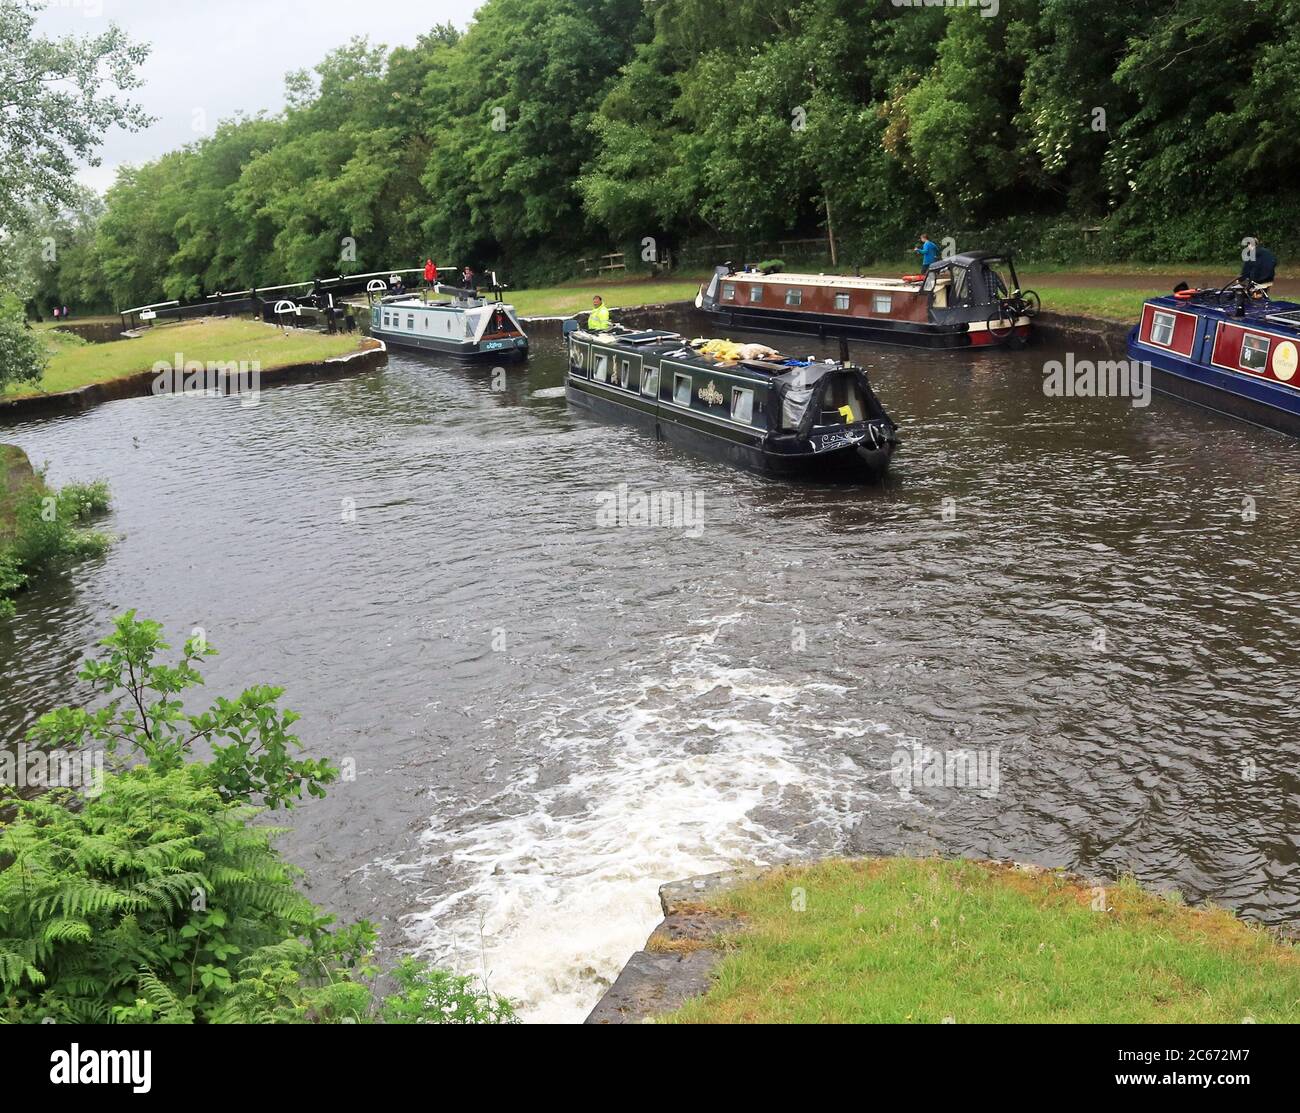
[33,0,482,193]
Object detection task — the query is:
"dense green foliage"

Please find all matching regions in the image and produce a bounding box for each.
[0,475,111,617]
[0,615,517,1024]
[24,0,1300,311]
[0,0,150,384]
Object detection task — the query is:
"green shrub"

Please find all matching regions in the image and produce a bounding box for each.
[0,478,111,615]
[380,958,518,1025]
[1,613,518,1024]
[0,765,359,1023]
[26,611,336,811]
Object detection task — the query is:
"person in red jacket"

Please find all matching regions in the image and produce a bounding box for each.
[424,258,437,285]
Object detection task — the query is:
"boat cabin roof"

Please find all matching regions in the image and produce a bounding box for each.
[382,294,509,311]
[723,253,1013,293]
[1147,293,1300,335]
[572,327,855,386]
[727,271,921,291]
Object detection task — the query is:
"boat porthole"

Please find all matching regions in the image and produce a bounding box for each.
[1272,341,1298,382]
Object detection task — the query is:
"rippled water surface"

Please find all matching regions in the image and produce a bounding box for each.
[2,313,1298,1021]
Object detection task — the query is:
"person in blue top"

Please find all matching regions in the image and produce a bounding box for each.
[914,234,940,269]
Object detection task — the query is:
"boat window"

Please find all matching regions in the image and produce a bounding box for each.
[570,342,586,375]
[641,364,659,397]
[673,371,692,406]
[834,292,850,311]
[382,312,390,327]
[722,283,736,301]
[1241,333,1271,371]
[786,288,803,307]
[873,294,893,314]
[750,285,763,303]
[950,266,969,304]
[593,352,609,382]
[1150,310,1176,347]
[731,387,754,424]
[407,315,415,329]
[619,358,633,388]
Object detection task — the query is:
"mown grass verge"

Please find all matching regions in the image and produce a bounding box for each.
[664,858,1299,1024]
[1030,285,1152,323]
[508,274,709,318]
[5,318,366,399]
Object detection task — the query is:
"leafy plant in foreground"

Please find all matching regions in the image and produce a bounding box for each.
[24,611,334,810]
[380,958,518,1025]
[1,613,518,1024]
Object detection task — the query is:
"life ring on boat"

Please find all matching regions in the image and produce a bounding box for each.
[902,274,925,283]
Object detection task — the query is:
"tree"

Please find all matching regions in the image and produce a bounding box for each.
[0,0,150,389]
[0,0,152,233]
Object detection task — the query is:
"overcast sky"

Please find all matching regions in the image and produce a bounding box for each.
[34,0,482,193]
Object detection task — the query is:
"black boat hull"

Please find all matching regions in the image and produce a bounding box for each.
[368,327,528,361]
[566,376,894,480]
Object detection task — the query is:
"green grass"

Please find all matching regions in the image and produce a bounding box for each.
[664,858,1300,1024]
[6,318,369,399]
[508,274,709,318]
[1031,285,1152,322]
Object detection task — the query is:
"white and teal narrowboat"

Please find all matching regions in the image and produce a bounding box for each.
[369,282,528,360]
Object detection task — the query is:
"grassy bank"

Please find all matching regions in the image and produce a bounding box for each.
[0,445,111,616]
[6,318,367,399]
[665,858,1299,1024]
[509,274,707,318]
[1027,285,1149,323]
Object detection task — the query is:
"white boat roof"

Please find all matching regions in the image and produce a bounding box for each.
[385,295,513,310]
[726,272,923,291]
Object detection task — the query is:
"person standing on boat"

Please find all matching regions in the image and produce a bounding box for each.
[461,266,476,292]
[1241,237,1277,287]
[588,295,611,332]
[424,259,438,286]
[914,234,940,269]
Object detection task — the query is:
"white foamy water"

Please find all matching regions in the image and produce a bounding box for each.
[398,617,895,1023]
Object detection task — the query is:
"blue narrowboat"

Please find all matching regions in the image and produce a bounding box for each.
[1128,286,1300,436]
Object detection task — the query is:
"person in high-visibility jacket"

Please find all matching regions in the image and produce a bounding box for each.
[588,295,611,331]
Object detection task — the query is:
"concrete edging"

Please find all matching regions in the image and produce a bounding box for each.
[585,867,762,1025]
[1034,311,1131,357]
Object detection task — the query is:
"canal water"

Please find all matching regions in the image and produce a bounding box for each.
[2,311,1298,1021]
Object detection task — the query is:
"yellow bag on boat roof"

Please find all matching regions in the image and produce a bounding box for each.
[693,338,781,362]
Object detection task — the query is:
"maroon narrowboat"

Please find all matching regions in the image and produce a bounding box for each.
[695,252,1037,349]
